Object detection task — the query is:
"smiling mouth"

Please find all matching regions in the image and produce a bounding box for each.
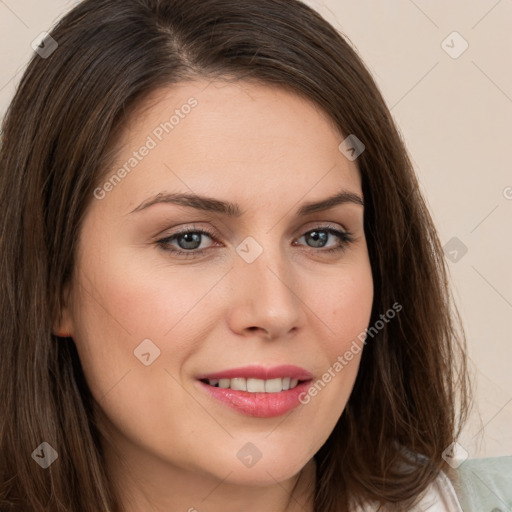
[197,367,314,417]
[200,377,307,393]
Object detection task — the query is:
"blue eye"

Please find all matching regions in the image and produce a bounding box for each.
[156,226,218,259]
[156,224,354,259]
[296,227,353,252]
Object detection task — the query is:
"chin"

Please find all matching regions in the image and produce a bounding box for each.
[199,439,314,486]
[219,462,308,487]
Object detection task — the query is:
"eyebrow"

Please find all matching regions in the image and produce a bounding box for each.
[129,189,364,217]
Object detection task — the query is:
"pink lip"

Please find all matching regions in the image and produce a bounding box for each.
[196,365,314,418]
[196,364,313,381]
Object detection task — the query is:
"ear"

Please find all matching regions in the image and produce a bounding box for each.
[52,282,74,338]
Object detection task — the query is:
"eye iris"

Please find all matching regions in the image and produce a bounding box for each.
[307,230,328,248]
[178,232,202,250]
[169,228,340,253]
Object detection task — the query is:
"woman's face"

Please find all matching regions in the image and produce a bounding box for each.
[56,79,373,495]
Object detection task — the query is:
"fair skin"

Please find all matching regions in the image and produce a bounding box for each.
[55,79,374,512]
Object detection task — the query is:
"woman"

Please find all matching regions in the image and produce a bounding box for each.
[0,0,510,511]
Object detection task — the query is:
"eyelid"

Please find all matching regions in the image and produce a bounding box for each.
[159,220,348,238]
[300,220,348,233]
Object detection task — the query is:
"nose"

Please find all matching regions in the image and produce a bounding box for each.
[226,240,306,340]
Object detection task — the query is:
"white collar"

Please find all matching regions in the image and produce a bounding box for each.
[350,470,463,512]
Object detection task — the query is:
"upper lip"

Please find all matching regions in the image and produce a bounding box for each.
[197,364,313,381]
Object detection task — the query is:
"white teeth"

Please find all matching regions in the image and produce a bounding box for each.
[205,377,302,392]
[230,378,247,391]
[218,378,230,389]
[264,378,283,393]
[247,378,265,392]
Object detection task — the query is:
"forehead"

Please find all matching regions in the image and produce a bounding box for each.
[100,79,362,213]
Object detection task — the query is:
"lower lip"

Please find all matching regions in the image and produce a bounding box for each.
[197,380,312,418]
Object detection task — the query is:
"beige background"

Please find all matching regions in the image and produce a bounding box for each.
[1,0,511,458]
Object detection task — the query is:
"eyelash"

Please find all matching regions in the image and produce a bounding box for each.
[156,224,354,259]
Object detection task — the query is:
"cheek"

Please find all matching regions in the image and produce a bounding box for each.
[307,258,373,400]
[69,255,206,454]
[318,259,374,351]
[69,246,227,397]
[76,242,214,339]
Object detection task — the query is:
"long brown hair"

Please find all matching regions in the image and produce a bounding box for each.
[0,0,471,510]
